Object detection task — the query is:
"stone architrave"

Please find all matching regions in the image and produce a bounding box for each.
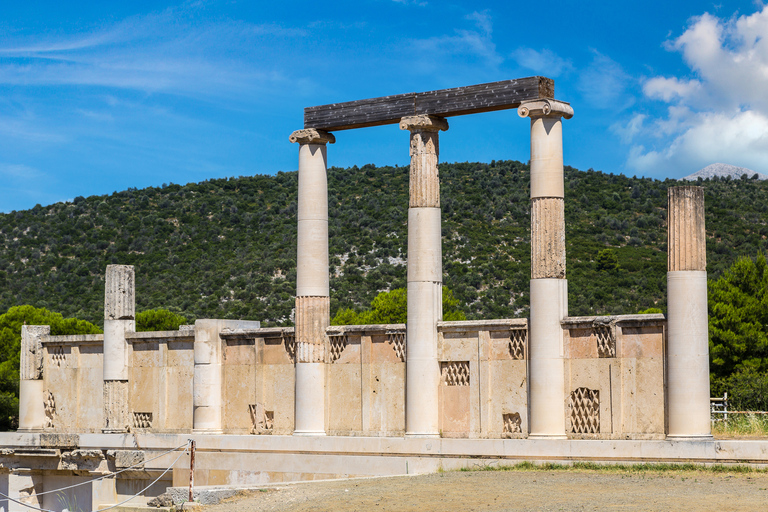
[400,114,448,437]
[666,186,711,438]
[290,128,334,436]
[18,325,50,431]
[103,265,135,433]
[518,99,573,438]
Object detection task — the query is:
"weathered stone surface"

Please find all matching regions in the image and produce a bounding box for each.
[59,449,105,470]
[39,433,79,448]
[295,296,329,363]
[668,186,706,272]
[20,325,49,381]
[400,115,447,208]
[531,197,566,279]
[104,265,135,320]
[107,449,145,469]
[103,379,129,433]
[289,128,335,145]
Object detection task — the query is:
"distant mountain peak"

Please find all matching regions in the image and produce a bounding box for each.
[682,163,768,181]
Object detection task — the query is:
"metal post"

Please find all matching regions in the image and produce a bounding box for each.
[188,440,196,503]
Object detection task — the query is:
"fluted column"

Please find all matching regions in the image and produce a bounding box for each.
[667,186,711,438]
[103,264,135,433]
[518,99,573,438]
[400,114,448,437]
[290,128,335,436]
[18,325,50,431]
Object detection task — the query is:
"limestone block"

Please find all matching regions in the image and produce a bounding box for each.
[132,341,161,367]
[78,344,103,368]
[489,360,528,438]
[565,359,613,435]
[531,197,566,279]
[367,362,405,434]
[439,384,470,437]
[264,365,295,435]
[332,336,360,364]
[407,207,442,282]
[224,339,256,366]
[327,365,363,433]
[59,449,105,471]
[564,328,599,359]
[20,325,49,381]
[165,366,194,431]
[18,380,45,432]
[262,337,293,365]
[104,265,135,321]
[130,366,158,415]
[167,340,194,367]
[439,331,478,362]
[223,364,255,432]
[103,379,129,433]
[7,472,43,512]
[370,336,403,363]
[668,186,706,272]
[295,296,329,363]
[107,449,145,469]
[618,326,664,359]
[77,367,104,431]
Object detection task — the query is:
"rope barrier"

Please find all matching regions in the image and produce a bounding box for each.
[0,440,191,512]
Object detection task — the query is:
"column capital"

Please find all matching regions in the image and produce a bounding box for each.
[399,115,449,132]
[289,128,336,145]
[518,99,574,120]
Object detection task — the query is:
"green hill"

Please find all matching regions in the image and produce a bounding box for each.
[1,161,766,327]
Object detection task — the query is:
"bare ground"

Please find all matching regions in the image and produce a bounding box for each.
[201,468,768,512]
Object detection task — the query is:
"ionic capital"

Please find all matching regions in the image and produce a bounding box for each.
[399,115,449,133]
[289,129,336,145]
[518,99,574,120]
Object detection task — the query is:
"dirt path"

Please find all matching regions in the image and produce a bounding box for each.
[201,469,768,511]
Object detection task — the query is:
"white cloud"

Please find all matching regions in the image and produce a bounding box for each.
[577,50,634,110]
[512,47,572,77]
[623,5,768,176]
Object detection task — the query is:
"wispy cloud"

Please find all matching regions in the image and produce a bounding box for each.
[577,50,635,110]
[0,9,306,101]
[512,48,572,77]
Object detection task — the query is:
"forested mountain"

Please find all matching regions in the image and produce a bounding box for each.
[1,160,767,328]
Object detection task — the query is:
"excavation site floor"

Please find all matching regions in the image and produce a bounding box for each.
[201,468,768,511]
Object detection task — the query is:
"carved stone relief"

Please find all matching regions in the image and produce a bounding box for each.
[569,387,600,434]
[386,331,406,362]
[132,412,153,430]
[249,403,274,434]
[502,412,522,437]
[44,391,56,429]
[509,329,527,360]
[328,334,348,363]
[441,361,470,386]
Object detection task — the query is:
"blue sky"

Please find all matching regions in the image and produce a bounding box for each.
[1,0,767,212]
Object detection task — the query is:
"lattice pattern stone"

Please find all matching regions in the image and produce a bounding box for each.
[328,334,348,363]
[387,331,406,362]
[44,391,56,429]
[51,346,66,368]
[569,387,600,434]
[249,403,274,434]
[283,334,296,363]
[595,325,615,358]
[509,329,527,360]
[502,412,522,437]
[132,412,153,429]
[441,361,470,386]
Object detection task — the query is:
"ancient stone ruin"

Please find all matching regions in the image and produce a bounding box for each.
[0,77,740,511]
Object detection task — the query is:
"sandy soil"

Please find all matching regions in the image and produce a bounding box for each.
[201,468,768,512]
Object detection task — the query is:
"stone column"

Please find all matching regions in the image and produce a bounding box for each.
[193,319,261,432]
[289,128,335,436]
[518,99,573,438]
[103,264,135,433]
[18,325,50,432]
[667,186,711,438]
[400,114,448,438]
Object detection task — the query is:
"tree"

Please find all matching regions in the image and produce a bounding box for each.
[135,309,188,332]
[0,306,101,430]
[709,254,768,381]
[331,287,467,325]
[595,248,620,272]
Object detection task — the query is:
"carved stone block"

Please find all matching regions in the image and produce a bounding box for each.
[569,387,600,434]
[441,361,470,386]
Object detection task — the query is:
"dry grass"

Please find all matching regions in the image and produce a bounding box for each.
[712,413,768,438]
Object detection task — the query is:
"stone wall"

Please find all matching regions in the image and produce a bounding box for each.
[33,316,666,439]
